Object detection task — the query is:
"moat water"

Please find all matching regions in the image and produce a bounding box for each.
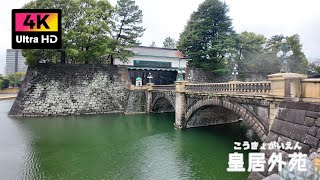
[0,99,259,179]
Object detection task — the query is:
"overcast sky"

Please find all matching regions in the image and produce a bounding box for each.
[1,0,320,74]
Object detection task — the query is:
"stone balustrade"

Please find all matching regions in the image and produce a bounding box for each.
[147,73,320,103]
[152,85,176,91]
[150,81,271,94]
[301,79,320,99]
[186,83,228,92]
[185,81,271,94]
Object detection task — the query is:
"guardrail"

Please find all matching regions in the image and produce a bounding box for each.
[185,81,271,94]
[152,85,175,91]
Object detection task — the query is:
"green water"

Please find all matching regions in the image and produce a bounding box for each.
[0,99,257,180]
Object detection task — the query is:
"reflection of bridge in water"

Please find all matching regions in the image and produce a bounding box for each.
[143,73,320,179]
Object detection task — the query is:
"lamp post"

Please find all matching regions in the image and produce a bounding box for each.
[231,65,238,81]
[147,72,153,83]
[277,38,294,73]
[187,73,192,81]
[177,66,184,81]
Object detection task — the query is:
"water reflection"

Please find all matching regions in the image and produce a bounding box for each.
[0,100,257,180]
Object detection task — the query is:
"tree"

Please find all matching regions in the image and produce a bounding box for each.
[22,0,114,65]
[0,73,9,89]
[308,62,320,74]
[163,37,176,48]
[177,0,235,74]
[241,51,281,77]
[0,79,9,89]
[67,0,115,64]
[233,31,267,78]
[150,41,156,47]
[229,33,308,80]
[314,67,320,74]
[111,0,145,62]
[5,73,25,88]
[266,34,308,74]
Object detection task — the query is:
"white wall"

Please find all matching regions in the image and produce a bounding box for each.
[114,56,187,69]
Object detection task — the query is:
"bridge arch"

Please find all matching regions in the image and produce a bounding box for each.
[151,93,175,112]
[185,98,268,141]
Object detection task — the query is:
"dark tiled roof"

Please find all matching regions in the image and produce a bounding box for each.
[129,46,185,58]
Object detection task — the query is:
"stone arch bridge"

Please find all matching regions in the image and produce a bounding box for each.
[147,81,272,141]
[143,73,320,179]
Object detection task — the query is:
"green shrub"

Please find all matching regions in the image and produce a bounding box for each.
[0,79,9,89]
[2,72,25,88]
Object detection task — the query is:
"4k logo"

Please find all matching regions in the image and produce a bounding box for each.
[12,9,61,49]
[23,14,50,29]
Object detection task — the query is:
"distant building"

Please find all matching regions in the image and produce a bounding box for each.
[5,49,28,75]
[114,46,189,85]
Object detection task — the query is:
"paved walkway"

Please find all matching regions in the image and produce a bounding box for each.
[0,94,17,100]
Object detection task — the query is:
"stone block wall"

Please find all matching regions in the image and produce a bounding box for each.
[271,101,320,154]
[125,90,147,114]
[248,101,320,179]
[151,98,175,113]
[242,103,270,130]
[186,106,240,127]
[9,64,130,116]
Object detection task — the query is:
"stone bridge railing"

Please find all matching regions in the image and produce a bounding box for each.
[150,81,271,94]
[152,85,175,91]
[147,73,320,102]
[185,81,271,94]
[301,79,320,99]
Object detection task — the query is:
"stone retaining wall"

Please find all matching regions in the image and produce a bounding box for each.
[125,90,147,114]
[9,64,130,116]
[248,101,320,179]
[151,97,175,113]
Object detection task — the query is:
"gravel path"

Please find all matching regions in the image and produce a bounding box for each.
[0,94,17,100]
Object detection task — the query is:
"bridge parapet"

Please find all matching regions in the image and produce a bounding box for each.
[266,73,320,102]
[185,81,271,94]
[152,85,175,91]
[301,79,320,100]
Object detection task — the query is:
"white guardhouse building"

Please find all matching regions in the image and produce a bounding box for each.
[114,46,188,85]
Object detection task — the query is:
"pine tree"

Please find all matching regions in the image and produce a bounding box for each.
[177,0,234,74]
[163,37,176,48]
[111,0,145,62]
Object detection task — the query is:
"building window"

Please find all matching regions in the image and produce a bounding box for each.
[133,60,172,68]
